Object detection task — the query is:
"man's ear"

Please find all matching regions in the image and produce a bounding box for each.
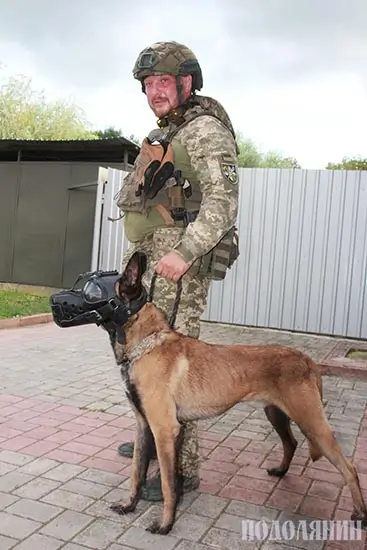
[180,74,193,97]
[123,251,147,287]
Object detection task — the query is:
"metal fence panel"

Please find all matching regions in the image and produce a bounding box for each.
[96,167,131,272]
[95,167,367,339]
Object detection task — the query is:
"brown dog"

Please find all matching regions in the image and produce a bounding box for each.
[108,250,367,535]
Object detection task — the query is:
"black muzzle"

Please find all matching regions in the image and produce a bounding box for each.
[49,270,147,329]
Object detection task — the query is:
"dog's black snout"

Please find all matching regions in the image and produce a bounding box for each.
[49,290,86,326]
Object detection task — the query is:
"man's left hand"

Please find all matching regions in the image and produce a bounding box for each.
[155,251,190,282]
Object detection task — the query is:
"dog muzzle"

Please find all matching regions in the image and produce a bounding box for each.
[49,270,147,329]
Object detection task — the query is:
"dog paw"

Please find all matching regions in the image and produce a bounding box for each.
[267,466,288,477]
[110,501,136,515]
[351,511,367,530]
[146,520,172,535]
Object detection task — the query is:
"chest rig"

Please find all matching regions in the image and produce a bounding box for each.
[115,94,239,228]
[133,126,192,226]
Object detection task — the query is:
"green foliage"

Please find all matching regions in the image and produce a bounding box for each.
[326,156,367,170]
[261,151,301,169]
[96,126,123,139]
[236,132,300,168]
[0,74,97,140]
[96,127,141,146]
[128,134,142,146]
[236,135,262,168]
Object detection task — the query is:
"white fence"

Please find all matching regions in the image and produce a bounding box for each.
[92,166,367,339]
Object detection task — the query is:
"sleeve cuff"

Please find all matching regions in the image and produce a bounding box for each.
[173,241,197,264]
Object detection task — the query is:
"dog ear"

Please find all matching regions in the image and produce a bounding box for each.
[123,251,147,288]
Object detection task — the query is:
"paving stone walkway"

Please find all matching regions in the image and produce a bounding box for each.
[0,321,366,549]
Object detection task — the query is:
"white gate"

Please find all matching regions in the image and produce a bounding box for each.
[92,166,367,339]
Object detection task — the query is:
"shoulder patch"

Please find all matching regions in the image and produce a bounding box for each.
[220,155,239,184]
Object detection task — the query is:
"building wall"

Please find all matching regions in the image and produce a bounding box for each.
[0,162,114,288]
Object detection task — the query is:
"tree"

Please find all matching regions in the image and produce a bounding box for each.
[95,126,123,139]
[326,156,367,170]
[237,136,263,168]
[0,74,97,140]
[236,132,301,168]
[261,151,301,169]
[127,134,141,146]
[96,127,141,146]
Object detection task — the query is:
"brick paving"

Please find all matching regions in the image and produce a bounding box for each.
[0,321,366,549]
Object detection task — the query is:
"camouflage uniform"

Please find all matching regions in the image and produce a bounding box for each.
[116,41,239,499]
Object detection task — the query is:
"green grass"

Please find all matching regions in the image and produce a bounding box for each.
[0,289,51,319]
[346,348,367,361]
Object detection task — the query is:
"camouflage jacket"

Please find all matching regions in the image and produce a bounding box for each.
[158,95,239,264]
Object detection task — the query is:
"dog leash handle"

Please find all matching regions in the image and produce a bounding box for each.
[147,272,157,302]
[169,277,182,328]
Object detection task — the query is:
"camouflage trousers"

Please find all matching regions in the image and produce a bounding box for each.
[121,226,211,478]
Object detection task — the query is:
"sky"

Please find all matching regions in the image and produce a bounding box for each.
[1,0,366,168]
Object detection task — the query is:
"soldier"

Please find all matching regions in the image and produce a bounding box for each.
[115,40,240,501]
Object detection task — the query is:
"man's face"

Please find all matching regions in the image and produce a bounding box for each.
[144,73,191,118]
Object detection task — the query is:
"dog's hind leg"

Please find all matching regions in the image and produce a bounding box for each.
[303,419,367,527]
[281,385,367,528]
[110,405,154,516]
[264,404,298,477]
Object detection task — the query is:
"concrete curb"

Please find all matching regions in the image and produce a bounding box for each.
[0,313,53,330]
[318,340,367,381]
[318,362,367,381]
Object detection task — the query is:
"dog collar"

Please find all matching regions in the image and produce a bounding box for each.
[127,330,171,365]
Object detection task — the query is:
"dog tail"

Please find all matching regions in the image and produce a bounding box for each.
[306,359,324,462]
[306,355,323,400]
[316,369,323,401]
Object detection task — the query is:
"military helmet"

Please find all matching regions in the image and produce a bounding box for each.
[132,41,203,91]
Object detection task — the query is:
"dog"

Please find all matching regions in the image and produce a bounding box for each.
[105,250,367,535]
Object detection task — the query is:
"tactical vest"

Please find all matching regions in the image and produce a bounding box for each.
[115,95,240,279]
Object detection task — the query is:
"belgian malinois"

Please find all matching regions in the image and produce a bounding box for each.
[107,250,367,535]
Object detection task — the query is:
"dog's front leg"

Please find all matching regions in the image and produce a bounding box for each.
[146,422,184,535]
[110,408,154,515]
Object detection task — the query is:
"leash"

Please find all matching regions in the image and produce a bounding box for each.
[148,272,183,329]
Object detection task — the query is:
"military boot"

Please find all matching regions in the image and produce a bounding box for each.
[140,420,201,501]
[117,442,199,501]
[117,441,157,459]
[140,470,200,501]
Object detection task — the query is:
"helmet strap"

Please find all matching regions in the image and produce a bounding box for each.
[175,75,183,105]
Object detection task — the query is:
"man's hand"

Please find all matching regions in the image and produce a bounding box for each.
[155,251,190,282]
